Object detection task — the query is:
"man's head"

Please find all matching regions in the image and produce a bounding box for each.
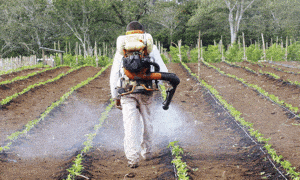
[126,21,144,32]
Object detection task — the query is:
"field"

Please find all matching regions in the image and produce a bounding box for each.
[0,60,300,179]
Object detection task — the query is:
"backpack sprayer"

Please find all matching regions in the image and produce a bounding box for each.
[118,31,180,110]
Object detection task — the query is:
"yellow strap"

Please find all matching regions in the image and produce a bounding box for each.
[126,30,144,35]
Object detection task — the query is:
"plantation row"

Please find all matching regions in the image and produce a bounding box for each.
[1,59,299,179]
[167,41,300,63]
[184,61,300,179]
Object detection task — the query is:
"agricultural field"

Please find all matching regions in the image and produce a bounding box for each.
[0,60,299,179]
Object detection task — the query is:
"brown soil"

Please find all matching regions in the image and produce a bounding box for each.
[0,67,47,83]
[236,61,300,83]
[0,66,100,142]
[212,61,300,115]
[0,66,109,179]
[188,62,300,172]
[262,61,300,69]
[0,63,291,179]
[0,66,71,102]
[260,62,300,74]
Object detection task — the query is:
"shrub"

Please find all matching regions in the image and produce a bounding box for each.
[160,54,169,64]
[204,45,222,63]
[246,44,263,62]
[169,45,189,63]
[54,54,111,67]
[266,44,285,61]
[225,43,244,62]
[287,42,300,61]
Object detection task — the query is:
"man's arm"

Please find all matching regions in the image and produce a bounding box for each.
[110,36,125,100]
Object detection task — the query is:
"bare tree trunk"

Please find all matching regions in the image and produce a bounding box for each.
[198,31,200,78]
[261,33,266,61]
[178,40,182,62]
[224,0,255,44]
[285,36,288,61]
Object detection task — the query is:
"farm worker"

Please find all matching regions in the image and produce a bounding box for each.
[110,21,168,168]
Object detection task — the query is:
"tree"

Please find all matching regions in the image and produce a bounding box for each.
[147,1,182,45]
[224,0,256,44]
[0,0,57,57]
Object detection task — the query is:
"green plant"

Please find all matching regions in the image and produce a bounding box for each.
[168,141,189,180]
[0,64,111,152]
[169,45,189,63]
[266,44,285,61]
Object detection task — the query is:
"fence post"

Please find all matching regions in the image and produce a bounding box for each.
[42,49,46,65]
[198,31,200,78]
[285,36,288,61]
[178,40,182,62]
[75,42,78,65]
[59,53,63,65]
[243,32,246,61]
[261,33,266,61]
[94,41,98,67]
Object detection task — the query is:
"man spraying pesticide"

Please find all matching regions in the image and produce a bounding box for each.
[110,21,180,168]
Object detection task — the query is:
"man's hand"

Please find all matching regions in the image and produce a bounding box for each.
[115,99,122,110]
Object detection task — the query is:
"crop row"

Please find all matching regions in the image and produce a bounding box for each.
[0,65,67,86]
[65,99,114,180]
[0,64,111,152]
[0,64,49,76]
[224,61,299,114]
[257,62,300,75]
[181,62,298,179]
[0,65,84,106]
[237,61,300,87]
[168,141,190,180]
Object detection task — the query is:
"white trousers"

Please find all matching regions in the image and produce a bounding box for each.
[121,93,153,164]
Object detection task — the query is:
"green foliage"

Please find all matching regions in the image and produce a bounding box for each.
[169,45,189,63]
[225,43,244,62]
[287,42,300,61]
[246,44,263,62]
[160,54,169,64]
[54,54,111,67]
[190,45,222,63]
[266,44,285,61]
[204,45,222,63]
[168,141,189,180]
[0,64,49,76]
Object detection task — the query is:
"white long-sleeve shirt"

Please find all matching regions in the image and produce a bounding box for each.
[110,35,168,99]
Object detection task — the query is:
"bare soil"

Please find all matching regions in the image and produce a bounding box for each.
[0,66,71,102]
[0,63,294,179]
[235,61,300,83]
[188,62,300,172]
[262,61,300,69]
[0,67,48,83]
[212,62,300,115]
[260,62,300,74]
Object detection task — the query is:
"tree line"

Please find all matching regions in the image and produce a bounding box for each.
[0,0,299,58]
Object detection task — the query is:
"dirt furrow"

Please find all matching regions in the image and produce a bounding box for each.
[165,63,282,179]
[0,67,48,83]
[261,62,300,73]
[212,61,300,114]
[262,61,300,69]
[0,66,71,102]
[236,61,300,83]
[0,67,111,179]
[187,62,300,173]
[60,63,283,180]
[0,66,100,142]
